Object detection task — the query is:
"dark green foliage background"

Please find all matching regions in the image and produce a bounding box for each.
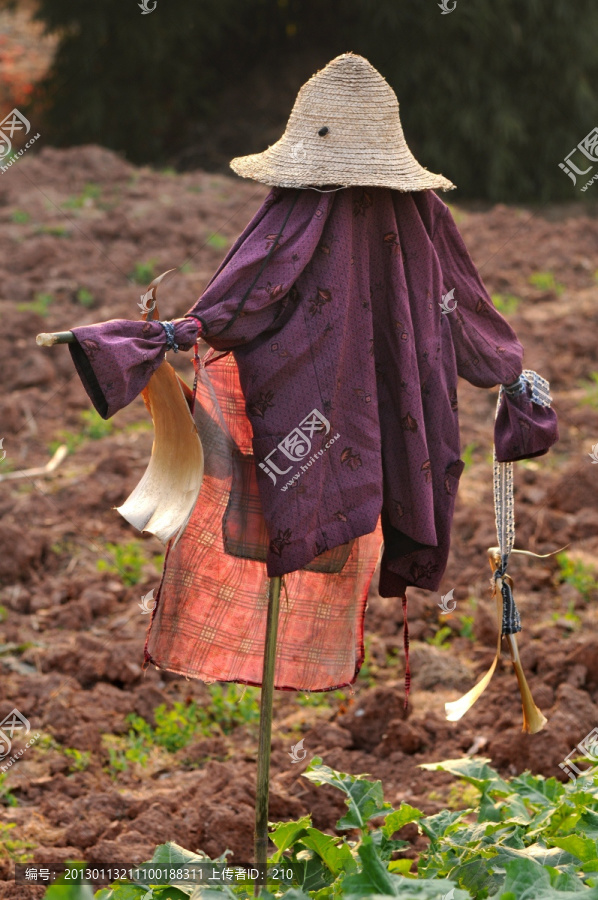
[9,0,598,201]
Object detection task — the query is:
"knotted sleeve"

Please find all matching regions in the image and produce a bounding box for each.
[185,187,333,351]
[494,381,559,462]
[69,317,199,419]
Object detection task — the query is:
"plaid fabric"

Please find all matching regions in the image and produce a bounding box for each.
[144,351,382,691]
[223,449,354,573]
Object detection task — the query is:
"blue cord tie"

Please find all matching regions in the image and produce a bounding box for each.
[504,375,525,397]
[159,321,178,353]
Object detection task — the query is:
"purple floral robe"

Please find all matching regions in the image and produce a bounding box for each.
[69,187,558,598]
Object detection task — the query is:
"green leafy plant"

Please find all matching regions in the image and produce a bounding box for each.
[10,209,30,224]
[76,287,95,307]
[42,757,598,898]
[556,552,598,601]
[458,614,475,640]
[491,293,521,315]
[0,773,18,807]
[296,689,347,709]
[579,372,598,409]
[96,541,146,586]
[102,732,150,777]
[62,182,102,209]
[427,626,453,649]
[206,232,229,250]
[79,409,113,440]
[103,687,260,775]
[461,441,478,468]
[528,270,565,295]
[129,258,158,284]
[63,748,92,772]
[35,223,71,237]
[16,292,55,316]
[357,636,377,686]
[49,408,113,454]
[0,822,35,862]
[205,683,261,734]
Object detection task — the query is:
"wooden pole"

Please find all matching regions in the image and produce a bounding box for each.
[254,575,282,890]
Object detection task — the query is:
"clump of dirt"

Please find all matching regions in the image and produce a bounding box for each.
[1,144,598,898]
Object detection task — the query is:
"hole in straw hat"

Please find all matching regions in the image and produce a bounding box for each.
[318,126,329,136]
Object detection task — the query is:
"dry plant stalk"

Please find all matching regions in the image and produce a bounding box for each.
[446,548,547,734]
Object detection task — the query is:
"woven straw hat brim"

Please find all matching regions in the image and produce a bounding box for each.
[230,53,455,193]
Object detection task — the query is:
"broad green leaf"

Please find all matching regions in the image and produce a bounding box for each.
[294,850,334,893]
[492,843,578,870]
[419,809,469,842]
[299,828,357,877]
[268,816,312,860]
[382,805,423,837]
[510,773,565,808]
[420,758,511,795]
[303,760,393,831]
[370,829,409,860]
[93,889,139,900]
[188,888,237,900]
[43,865,95,900]
[499,793,533,826]
[551,836,598,863]
[341,835,400,896]
[578,812,598,839]
[141,842,210,869]
[267,891,310,900]
[526,807,559,839]
[500,857,598,898]
[345,881,470,899]
[387,859,414,876]
[450,857,502,896]
[478,789,503,823]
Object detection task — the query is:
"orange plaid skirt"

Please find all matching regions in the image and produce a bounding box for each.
[144,350,382,691]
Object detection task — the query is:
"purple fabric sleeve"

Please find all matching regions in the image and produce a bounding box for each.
[69,318,199,418]
[494,382,559,462]
[432,201,524,388]
[186,189,332,351]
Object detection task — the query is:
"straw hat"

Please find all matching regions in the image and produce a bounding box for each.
[230,53,455,193]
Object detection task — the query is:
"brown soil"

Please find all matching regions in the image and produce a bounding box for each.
[0,144,598,899]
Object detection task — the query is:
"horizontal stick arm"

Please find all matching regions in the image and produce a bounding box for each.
[36,331,75,347]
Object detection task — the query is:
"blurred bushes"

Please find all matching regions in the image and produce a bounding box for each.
[7,0,598,201]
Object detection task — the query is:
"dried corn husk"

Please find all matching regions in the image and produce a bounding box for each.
[445,547,547,734]
[116,272,203,545]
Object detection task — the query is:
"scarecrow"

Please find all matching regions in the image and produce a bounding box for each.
[38,54,558,864]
